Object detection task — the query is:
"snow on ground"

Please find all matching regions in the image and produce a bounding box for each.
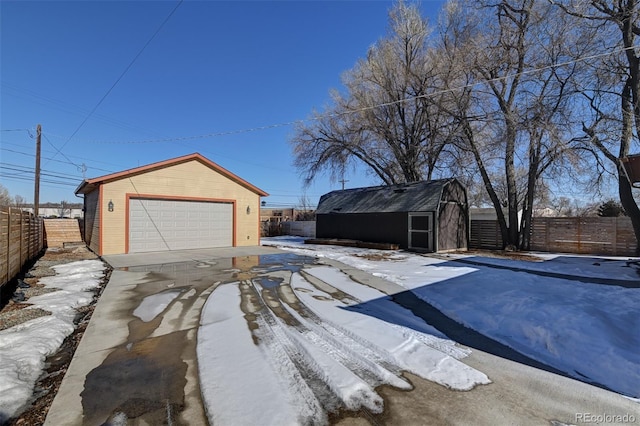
[197,257,490,425]
[262,237,640,399]
[0,260,106,420]
[133,289,182,322]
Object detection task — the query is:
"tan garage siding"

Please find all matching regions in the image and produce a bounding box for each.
[98,159,262,255]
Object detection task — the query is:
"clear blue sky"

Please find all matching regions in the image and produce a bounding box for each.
[1,0,446,208]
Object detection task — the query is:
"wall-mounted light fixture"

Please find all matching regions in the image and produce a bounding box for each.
[108,200,114,212]
[246,205,251,215]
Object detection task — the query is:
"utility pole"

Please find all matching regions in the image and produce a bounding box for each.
[34,124,41,217]
[339,178,349,190]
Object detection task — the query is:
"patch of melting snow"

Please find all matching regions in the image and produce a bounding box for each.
[0,259,106,420]
[197,257,489,425]
[133,290,182,322]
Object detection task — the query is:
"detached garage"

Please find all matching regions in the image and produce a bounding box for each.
[75,153,268,255]
[315,179,468,252]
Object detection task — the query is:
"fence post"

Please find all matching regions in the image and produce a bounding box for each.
[4,207,9,285]
[20,210,24,270]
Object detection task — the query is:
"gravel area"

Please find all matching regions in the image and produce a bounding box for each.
[1,245,111,426]
[0,308,52,332]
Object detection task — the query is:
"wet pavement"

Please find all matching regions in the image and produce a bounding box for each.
[44,246,640,426]
[45,246,287,426]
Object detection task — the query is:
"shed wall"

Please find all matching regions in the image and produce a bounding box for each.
[437,181,468,251]
[98,160,261,255]
[316,212,408,248]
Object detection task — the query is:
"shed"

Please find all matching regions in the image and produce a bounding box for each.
[75,153,268,255]
[315,179,468,252]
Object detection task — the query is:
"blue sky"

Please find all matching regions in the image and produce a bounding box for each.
[1,0,446,208]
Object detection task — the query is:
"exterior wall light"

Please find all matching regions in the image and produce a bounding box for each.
[108,200,114,212]
[246,205,251,215]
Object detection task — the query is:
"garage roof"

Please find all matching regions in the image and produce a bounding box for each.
[75,153,268,196]
[316,179,456,214]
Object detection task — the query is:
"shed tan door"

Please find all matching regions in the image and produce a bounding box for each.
[128,198,233,253]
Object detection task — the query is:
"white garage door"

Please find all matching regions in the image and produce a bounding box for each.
[129,198,233,253]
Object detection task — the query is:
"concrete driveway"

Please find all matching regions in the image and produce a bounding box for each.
[45,246,282,425]
[44,247,639,425]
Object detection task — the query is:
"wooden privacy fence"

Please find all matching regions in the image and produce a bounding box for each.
[530,217,636,256]
[470,217,637,256]
[0,207,45,289]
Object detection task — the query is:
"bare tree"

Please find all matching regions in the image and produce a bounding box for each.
[0,184,11,206]
[441,0,589,249]
[58,200,71,218]
[295,194,316,221]
[551,0,640,252]
[291,1,456,186]
[13,195,27,209]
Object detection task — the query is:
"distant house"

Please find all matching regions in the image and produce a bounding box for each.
[315,179,468,252]
[260,208,295,223]
[21,203,83,218]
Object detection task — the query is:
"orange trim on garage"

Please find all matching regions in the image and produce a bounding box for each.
[76,153,268,197]
[124,193,237,254]
[98,185,103,256]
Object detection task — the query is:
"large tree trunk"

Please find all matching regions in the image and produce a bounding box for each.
[619,76,640,253]
[618,168,640,253]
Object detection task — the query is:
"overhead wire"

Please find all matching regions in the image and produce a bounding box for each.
[75,43,640,146]
[0,146,115,174]
[44,0,184,165]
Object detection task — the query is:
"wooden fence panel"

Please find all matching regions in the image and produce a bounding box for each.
[8,210,21,282]
[470,220,503,250]
[530,217,636,256]
[0,209,8,285]
[0,207,45,291]
[469,216,637,256]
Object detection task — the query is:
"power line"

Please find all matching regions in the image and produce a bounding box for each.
[0,174,77,187]
[76,43,640,146]
[45,0,184,163]
[42,134,83,169]
[0,163,81,181]
[1,139,124,170]
[0,147,115,173]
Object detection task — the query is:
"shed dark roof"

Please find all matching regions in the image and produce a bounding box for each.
[316,179,457,214]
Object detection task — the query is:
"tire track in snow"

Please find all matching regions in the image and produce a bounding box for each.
[240,280,339,422]
[279,275,410,387]
[248,277,402,418]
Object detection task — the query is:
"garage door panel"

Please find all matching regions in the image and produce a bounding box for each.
[129,199,233,253]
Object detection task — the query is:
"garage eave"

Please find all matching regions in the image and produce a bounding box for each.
[75,153,269,197]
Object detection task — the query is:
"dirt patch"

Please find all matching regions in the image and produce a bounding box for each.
[448,249,545,262]
[2,246,111,426]
[353,252,402,262]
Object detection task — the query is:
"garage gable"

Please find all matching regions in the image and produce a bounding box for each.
[75,153,268,197]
